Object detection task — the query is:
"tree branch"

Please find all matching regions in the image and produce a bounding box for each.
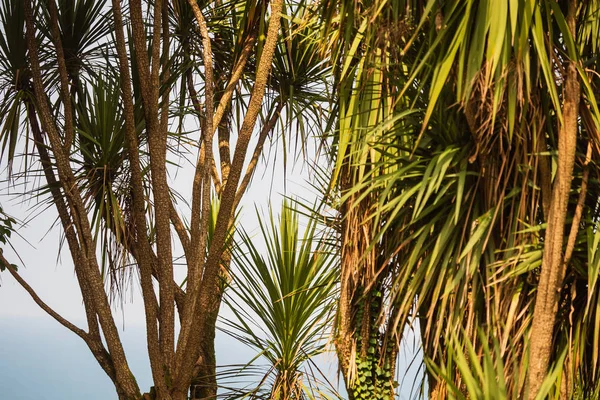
[111,0,165,392]
[215,34,257,187]
[26,102,102,342]
[562,142,592,268]
[2,253,87,340]
[186,70,222,192]
[47,0,75,150]
[170,202,191,259]
[234,101,283,209]
[174,0,284,389]
[186,12,216,267]
[1,253,126,394]
[183,0,217,300]
[129,0,177,378]
[175,2,218,387]
[212,34,256,132]
[24,5,137,396]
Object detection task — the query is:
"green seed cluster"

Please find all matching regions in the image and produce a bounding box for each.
[351,289,397,400]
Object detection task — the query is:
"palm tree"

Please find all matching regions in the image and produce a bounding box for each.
[0,0,327,399]
[317,0,600,399]
[220,201,338,399]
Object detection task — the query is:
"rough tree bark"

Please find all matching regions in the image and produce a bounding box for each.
[527,1,580,397]
[3,0,287,399]
[335,164,398,400]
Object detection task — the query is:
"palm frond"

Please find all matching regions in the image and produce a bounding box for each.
[221,200,338,399]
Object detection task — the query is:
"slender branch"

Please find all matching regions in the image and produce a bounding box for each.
[150,0,163,104]
[527,1,581,396]
[212,34,256,132]
[174,129,213,386]
[1,253,124,393]
[182,0,217,322]
[186,70,222,192]
[47,0,75,151]
[562,142,592,267]
[26,102,102,340]
[186,0,216,277]
[215,35,257,186]
[111,0,165,392]
[217,110,232,190]
[160,0,171,138]
[234,102,283,209]
[186,2,214,134]
[24,0,90,264]
[2,253,87,339]
[129,0,155,109]
[170,202,191,258]
[129,0,176,377]
[24,7,136,395]
[174,0,284,390]
[155,0,176,373]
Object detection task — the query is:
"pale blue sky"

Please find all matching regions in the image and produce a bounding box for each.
[0,134,424,399]
[0,143,335,399]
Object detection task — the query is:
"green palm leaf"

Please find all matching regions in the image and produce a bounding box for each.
[221,201,338,399]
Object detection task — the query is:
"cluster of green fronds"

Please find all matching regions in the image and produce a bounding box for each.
[220,201,339,399]
[315,0,600,398]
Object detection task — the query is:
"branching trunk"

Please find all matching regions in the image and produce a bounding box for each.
[6,1,286,398]
[23,0,141,396]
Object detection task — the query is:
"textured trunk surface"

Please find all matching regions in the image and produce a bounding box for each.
[336,177,397,400]
[189,285,222,399]
[527,8,580,395]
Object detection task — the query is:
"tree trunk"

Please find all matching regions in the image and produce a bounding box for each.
[189,350,217,400]
[527,2,580,396]
[335,176,398,400]
[190,285,222,399]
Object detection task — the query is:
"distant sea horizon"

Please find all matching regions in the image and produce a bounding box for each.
[0,315,421,399]
[0,315,152,399]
